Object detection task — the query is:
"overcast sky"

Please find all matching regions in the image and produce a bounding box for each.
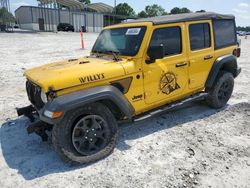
[9,0,250,26]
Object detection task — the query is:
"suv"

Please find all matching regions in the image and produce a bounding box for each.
[57,23,75,32]
[17,12,241,164]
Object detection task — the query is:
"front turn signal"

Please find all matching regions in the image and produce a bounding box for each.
[44,110,63,119]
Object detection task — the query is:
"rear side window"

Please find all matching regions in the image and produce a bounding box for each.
[149,26,182,56]
[189,23,211,51]
[213,20,236,49]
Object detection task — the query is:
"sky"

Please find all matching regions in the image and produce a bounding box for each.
[9,0,250,26]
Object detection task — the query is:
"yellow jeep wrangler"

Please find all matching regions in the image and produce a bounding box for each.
[17,12,241,164]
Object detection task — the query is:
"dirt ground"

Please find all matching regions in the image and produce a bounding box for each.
[0,32,249,188]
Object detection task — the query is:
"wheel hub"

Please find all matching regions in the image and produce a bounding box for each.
[72,115,110,156]
[218,80,230,101]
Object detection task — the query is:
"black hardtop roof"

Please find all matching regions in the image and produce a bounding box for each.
[129,12,235,25]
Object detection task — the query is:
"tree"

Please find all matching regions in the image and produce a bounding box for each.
[114,3,135,16]
[237,26,250,32]
[138,11,147,18]
[0,8,15,23]
[196,10,206,13]
[180,8,191,13]
[78,0,91,4]
[170,7,191,14]
[145,4,166,17]
[170,7,181,14]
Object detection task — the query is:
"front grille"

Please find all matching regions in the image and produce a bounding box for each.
[26,80,44,110]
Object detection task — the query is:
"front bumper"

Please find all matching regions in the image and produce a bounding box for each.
[17,103,64,125]
[16,105,36,122]
[16,105,53,141]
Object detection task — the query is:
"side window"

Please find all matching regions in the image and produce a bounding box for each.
[149,26,182,56]
[189,23,211,51]
[213,20,236,49]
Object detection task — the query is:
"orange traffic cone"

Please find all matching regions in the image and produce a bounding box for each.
[80,30,85,49]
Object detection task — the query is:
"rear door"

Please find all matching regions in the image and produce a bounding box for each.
[187,20,215,89]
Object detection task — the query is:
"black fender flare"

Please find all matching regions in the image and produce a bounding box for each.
[40,85,135,124]
[205,54,241,89]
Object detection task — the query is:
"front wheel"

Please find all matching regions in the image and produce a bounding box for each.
[206,71,234,109]
[52,103,117,164]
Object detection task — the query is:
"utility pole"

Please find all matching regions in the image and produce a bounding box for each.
[113,0,116,24]
[114,0,116,14]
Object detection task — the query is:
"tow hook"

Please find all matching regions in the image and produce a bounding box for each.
[27,121,52,142]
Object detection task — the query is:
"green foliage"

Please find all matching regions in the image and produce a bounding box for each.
[0,8,15,23]
[114,3,135,16]
[145,4,166,17]
[237,26,250,32]
[196,10,206,13]
[170,7,181,14]
[137,4,167,18]
[78,0,91,4]
[138,11,147,18]
[138,5,194,18]
[180,8,191,13]
[170,7,191,14]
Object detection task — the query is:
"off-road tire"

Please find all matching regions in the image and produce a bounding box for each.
[52,102,118,165]
[206,71,234,109]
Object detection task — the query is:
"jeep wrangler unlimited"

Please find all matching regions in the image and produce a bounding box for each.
[17,12,241,164]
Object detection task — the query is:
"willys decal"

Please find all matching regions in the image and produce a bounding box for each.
[160,72,180,95]
[79,73,105,84]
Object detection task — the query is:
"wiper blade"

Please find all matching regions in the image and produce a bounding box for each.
[92,50,121,62]
[105,50,121,62]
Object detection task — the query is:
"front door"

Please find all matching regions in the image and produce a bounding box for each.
[143,23,189,105]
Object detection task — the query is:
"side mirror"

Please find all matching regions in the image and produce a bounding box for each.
[147,45,165,63]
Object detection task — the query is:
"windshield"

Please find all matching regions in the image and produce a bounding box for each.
[92,26,146,56]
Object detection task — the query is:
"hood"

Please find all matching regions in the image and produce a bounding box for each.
[24,56,126,92]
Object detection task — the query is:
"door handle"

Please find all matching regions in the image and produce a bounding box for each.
[204,55,213,60]
[176,62,188,68]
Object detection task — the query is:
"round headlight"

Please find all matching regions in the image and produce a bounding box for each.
[41,91,48,103]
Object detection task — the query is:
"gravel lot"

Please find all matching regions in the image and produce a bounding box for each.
[0,32,249,188]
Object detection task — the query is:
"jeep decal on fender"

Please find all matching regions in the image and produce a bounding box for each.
[79,73,105,84]
[160,72,180,95]
[132,94,143,102]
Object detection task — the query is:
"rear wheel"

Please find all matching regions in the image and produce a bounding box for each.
[206,71,234,109]
[52,103,117,164]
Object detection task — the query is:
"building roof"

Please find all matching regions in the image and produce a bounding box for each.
[38,0,85,9]
[37,0,113,12]
[86,2,113,13]
[130,12,235,25]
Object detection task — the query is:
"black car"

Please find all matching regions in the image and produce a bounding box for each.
[57,23,75,32]
[0,24,6,31]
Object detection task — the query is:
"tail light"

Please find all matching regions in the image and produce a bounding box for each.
[233,48,241,58]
